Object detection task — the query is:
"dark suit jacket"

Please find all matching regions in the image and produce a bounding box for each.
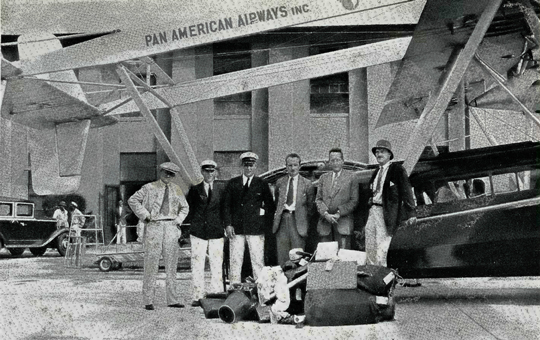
[369,162,416,236]
[315,169,359,236]
[186,181,225,240]
[223,176,275,235]
[272,175,315,237]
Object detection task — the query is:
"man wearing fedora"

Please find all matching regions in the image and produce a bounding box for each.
[315,148,359,249]
[128,162,189,310]
[366,139,416,266]
[273,153,315,266]
[223,152,275,283]
[186,160,225,307]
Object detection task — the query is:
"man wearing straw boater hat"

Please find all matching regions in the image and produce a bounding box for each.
[128,162,189,310]
[186,160,226,307]
[366,140,416,266]
[223,152,275,284]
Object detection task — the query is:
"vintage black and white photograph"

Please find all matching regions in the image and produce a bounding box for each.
[1,0,539,339]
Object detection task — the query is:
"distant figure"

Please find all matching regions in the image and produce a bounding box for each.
[272,153,315,265]
[186,160,225,307]
[69,202,86,237]
[366,140,416,267]
[315,148,359,249]
[53,201,69,229]
[128,162,189,311]
[115,199,129,244]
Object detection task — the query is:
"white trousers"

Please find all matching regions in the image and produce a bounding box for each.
[229,234,265,284]
[365,206,393,267]
[143,220,181,305]
[116,223,127,244]
[190,235,224,301]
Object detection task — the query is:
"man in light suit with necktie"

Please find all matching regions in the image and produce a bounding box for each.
[128,162,189,310]
[366,140,416,266]
[315,148,359,249]
[273,153,315,265]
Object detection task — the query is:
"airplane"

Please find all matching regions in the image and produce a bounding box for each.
[0,0,538,278]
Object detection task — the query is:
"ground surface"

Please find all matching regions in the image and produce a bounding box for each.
[1,248,539,340]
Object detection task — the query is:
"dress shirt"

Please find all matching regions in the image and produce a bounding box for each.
[242,174,253,187]
[204,181,213,196]
[155,183,174,221]
[284,174,299,211]
[332,170,343,186]
[372,162,392,204]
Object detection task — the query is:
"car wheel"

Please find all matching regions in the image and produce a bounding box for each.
[8,248,25,256]
[99,257,113,272]
[30,247,47,257]
[56,233,69,256]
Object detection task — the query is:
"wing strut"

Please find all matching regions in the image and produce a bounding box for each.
[116,65,194,191]
[401,0,503,175]
[473,53,540,128]
[120,64,201,182]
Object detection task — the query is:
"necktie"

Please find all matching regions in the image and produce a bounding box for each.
[374,167,383,194]
[160,185,170,216]
[286,177,294,206]
[332,173,338,189]
[207,185,213,202]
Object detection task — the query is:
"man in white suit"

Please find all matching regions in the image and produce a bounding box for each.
[128,162,189,310]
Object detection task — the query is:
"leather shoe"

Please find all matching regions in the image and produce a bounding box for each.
[145,304,154,310]
[168,303,185,308]
[191,300,201,307]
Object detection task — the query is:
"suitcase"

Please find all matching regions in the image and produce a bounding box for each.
[305,289,379,326]
[305,288,396,326]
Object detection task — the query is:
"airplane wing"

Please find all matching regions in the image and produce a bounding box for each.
[15,0,417,76]
[2,33,117,195]
[377,0,538,128]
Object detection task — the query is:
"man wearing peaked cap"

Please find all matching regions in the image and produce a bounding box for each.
[223,152,275,283]
[186,159,226,307]
[129,161,189,310]
[69,201,85,237]
[366,139,416,267]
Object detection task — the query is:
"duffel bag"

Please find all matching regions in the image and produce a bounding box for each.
[356,265,397,296]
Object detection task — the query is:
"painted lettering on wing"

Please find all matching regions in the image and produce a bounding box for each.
[144,4,311,47]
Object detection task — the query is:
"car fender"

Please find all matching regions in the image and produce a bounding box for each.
[40,228,70,247]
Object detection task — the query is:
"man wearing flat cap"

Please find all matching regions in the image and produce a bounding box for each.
[223,152,275,283]
[366,139,416,266]
[186,160,225,307]
[128,162,189,310]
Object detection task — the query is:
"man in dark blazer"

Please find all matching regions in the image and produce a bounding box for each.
[186,160,225,307]
[273,153,315,265]
[223,152,275,284]
[315,148,359,249]
[366,139,416,266]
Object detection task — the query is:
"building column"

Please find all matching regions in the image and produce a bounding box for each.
[251,43,269,172]
[155,53,173,165]
[268,43,309,170]
[349,68,369,163]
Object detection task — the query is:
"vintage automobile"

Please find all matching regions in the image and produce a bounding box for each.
[260,141,540,278]
[0,197,70,256]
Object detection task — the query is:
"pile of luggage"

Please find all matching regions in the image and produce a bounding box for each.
[199,242,398,327]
